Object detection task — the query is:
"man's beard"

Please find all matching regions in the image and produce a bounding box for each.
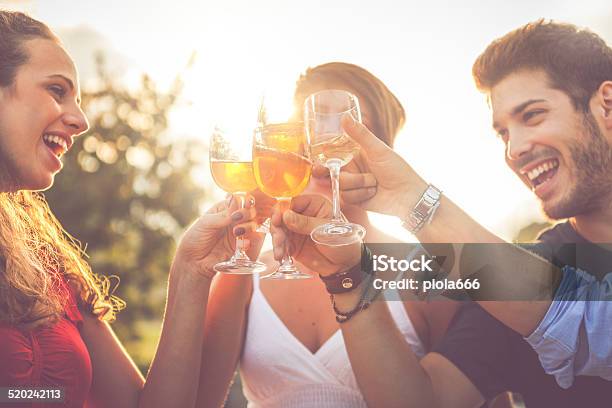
[544,111,612,219]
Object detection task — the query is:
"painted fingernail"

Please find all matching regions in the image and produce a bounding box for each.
[234,227,245,236]
[231,212,243,221]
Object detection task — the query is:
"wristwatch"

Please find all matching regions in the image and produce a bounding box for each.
[402,184,442,233]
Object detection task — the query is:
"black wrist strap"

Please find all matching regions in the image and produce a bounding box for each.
[320,244,374,294]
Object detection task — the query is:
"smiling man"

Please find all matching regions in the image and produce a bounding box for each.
[433,19,612,402]
[478,27,612,234]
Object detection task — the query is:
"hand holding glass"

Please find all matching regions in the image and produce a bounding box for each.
[253,122,312,279]
[210,127,267,274]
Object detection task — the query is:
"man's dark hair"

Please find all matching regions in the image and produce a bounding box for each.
[473,19,612,111]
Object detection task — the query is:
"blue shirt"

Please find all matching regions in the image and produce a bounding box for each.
[526,266,612,388]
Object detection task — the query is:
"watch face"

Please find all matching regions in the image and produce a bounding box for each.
[427,186,441,200]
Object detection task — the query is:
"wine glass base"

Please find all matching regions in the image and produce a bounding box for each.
[261,263,312,280]
[262,271,312,280]
[310,222,366,247]
[214,259,268,275]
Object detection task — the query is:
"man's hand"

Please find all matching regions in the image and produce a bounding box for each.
[270,194,361,277]
[313,115,426,219]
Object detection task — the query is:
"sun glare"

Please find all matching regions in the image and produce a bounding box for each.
[25,0,607,242]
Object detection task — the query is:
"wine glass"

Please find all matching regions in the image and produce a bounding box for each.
[304,89,366,246]
[253,122,313,279]
[254,97,272,234]
[210,126,267,274]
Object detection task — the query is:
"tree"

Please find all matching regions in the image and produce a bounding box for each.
[46,57,210,372]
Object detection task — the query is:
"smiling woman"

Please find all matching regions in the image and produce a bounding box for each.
[1,41,88,189]
[0,8,110,332]
[0,13,123,405]
[0,10,267,408]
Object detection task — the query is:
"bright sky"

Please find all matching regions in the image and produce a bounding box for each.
[4,0,611,240]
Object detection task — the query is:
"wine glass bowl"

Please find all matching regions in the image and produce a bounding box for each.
[210,161,258,193]
[254,123,311,199]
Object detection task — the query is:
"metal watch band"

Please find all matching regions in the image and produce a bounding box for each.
[402,184,442,233]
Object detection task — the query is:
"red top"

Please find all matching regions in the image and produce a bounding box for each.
[0,281,93,408]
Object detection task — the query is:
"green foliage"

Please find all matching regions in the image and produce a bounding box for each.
[45,58,209,373]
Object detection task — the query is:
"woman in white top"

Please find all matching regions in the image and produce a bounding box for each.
[196,62,459,408]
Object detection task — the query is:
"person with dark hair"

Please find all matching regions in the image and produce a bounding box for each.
[0,10,264,407]
[269,20,611,407]
[468,18,612,390]
[196,62,459,408]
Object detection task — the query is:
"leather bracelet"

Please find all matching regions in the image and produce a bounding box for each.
[320,267,365,294]
[319,244,373,294]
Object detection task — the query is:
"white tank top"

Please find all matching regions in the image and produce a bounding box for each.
[239,275,425,408]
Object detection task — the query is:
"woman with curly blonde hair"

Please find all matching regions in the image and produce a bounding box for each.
[0,10,264,407]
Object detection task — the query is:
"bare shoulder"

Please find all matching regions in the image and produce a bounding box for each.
[78,308,122,349]
[79,307,109,330]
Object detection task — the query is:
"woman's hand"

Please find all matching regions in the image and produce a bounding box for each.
[270,194,361,277]
[174,195,265,279]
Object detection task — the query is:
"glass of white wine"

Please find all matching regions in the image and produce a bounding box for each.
[304,90,366,246]
[210,126,267,274]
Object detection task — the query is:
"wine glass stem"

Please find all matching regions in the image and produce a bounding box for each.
[328,161,343,223]
[233,193,250,262]
[278,198,294,268]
